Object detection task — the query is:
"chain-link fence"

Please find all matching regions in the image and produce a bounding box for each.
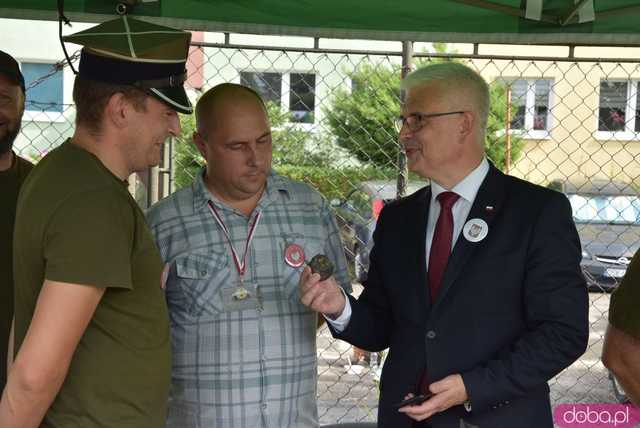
[12,36,640,424]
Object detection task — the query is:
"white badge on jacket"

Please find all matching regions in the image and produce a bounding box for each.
[463,218,489,243]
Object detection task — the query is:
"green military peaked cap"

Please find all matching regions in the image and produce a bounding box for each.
[63,16,193,114]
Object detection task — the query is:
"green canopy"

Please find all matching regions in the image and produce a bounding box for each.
[2,0,640,45]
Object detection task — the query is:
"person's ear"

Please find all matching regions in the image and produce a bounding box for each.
[459,111,475,140]
[104,93,131,129]
[193,130,208,159]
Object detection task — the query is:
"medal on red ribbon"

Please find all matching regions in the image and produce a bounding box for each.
[284,243,305,268]
[207,201,262,301]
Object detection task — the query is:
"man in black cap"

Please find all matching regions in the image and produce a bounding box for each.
[0,50,33,393]
[0,16,192,428]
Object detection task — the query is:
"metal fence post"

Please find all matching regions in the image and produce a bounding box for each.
[506,84,512,174]
[147,166,159,208]
[397,40,413,198]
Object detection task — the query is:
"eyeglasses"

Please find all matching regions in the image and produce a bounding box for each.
[394,111,465,133]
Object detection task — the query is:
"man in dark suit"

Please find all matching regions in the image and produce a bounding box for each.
[299,62,589,427]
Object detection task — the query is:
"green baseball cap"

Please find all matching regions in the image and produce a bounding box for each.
[63,16,193,114]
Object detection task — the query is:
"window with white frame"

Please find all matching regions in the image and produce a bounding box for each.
[508,79,552,138]
[240,71,316,124]
[597,80,640,139]
[21,62,63,114]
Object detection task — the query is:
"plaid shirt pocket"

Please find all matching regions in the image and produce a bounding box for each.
[175,251,230,318]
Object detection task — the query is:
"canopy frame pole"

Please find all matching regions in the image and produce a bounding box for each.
[597,4,640,19]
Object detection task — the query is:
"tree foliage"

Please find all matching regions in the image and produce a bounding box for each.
[485,82,526,171]
[323,63,401,169]
[323,60,524,171]
[173,113,203,189]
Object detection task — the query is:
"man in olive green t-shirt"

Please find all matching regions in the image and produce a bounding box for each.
[0,50,33,390]
[602,251,640,406]
[0,19,193,428]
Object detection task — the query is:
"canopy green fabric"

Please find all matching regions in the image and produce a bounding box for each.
[2,0,640,45]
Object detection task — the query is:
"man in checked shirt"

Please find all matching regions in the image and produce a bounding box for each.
[147,83,351,428]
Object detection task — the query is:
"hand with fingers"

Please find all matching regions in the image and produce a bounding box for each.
[398,374,469,422]
[298,266,346,319]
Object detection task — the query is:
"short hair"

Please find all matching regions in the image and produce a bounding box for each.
[401,62,490,130]
[195,83,266,134]
[72,76,148,135]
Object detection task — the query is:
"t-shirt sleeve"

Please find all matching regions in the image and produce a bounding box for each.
[609,251,640,338]
[43,188,135,289]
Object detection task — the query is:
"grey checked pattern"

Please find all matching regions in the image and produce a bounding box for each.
[146,170,351,428]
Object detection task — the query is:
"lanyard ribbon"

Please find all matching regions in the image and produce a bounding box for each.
[207,201,262,280]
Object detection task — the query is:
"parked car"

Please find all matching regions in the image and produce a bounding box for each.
[331,180,426,282]
[562,180,640,292]
[561,181,634,404]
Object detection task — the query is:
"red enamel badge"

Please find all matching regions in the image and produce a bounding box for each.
[284,243,305,268]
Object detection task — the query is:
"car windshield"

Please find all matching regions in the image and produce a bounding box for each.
[568,194,640,224]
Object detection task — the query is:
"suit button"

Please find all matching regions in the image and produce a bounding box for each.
[426,330,436,339]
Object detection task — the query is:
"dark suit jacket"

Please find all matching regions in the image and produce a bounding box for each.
[331,164,589,428]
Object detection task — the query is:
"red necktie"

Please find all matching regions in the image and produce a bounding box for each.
[428,191,460,300]
[417,191,461,400]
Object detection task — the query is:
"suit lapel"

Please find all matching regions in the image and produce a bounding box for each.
[431,165,506,314]
[409,186,432,312]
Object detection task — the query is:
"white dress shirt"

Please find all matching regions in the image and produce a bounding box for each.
[326,158,490,332]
